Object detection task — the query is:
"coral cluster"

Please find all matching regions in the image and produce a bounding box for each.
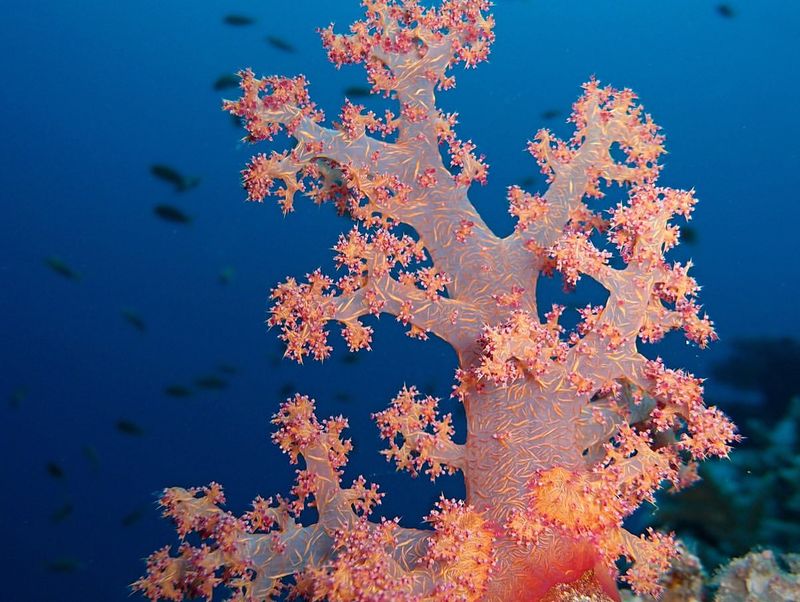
[134,1,738,600]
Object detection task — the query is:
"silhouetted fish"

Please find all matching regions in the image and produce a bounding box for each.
[213,73,240,91]
[153,204,192,224]
[81,445,100,471]
[716,4,735,18]
[195,375,228,390]
[682,225,698,245]
[541,108,561,120]
[46,462,64,479]
[217,363,237,375]
[121,507,146,527]
[116,419,144,436]
[278,383,295,397]
[518,175,537,188]
[218,266,235,285]
[9,386,27,409]
[121,308,146,332]
[45,256,80,281]
[45,557,84,573]
[344,85,372,98]
[223,14,255,26]
[51,502,74,524]
[266,35,295,53]
[164,384,192,398]
[150,164,200,192]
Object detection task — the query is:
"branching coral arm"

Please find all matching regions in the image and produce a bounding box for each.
[225,1,504,294]
[506,79,666,257]
[557,184,716,386]
[269,223,487,362]
[374,385,467,480]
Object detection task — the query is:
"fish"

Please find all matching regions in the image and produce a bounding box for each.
[333,391,352,403]
[150,164,200,192]
[217,363,237,375]
[121,507,146,527]
[278,383,295,397]
[81,445,100,471]
[218,266,235,285]
[517,175,537,188]
[121,308,146,332]
[223,14,255,26]
[195,375,228,390]
[9,386,27,409]
[46,462,64,479]
[540,108,561,120]
[116,419,144,436]
[51,502,74,524]
[45,557,84,573]
[716,4,735,18]
[266,35,295,52]
[164,384,192,398]
[681,225,698,245]
[213,73,240,91]
[344,85,372,98]
[153,204,192,224]
[44,256,80,281]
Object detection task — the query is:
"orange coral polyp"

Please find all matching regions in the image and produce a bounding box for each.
[135,1,738,600]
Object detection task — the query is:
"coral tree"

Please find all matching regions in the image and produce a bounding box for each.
[134,1,739,600]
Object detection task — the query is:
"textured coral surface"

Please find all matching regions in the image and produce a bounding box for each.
[134,2,738,600]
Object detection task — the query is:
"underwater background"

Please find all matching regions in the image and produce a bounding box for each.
[2,1,799,600]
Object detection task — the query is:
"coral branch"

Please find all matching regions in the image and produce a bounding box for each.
[374,385,466,479]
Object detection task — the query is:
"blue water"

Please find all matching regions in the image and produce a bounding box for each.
[1,1,798,600]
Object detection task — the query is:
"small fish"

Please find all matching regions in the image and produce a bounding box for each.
[46,462,64,479]
[344,85,372,98]
[45,256,80,281]
[213,73,240,91]
[518,176,537,188]
[266,35,295,52]
[116,419,144,436]
[223,14,255,26]
[121,308,146,333]
[150,164,200,192]
[540,108,561,120]
[164,384,192,398]
[278,383,295,397]
[81,445,100,471]
[153,204,192,224]
[341,353,360,365]
[195,375,228,390]
[121,507,146,527]
[333,391,352,403]
[9,386,27,409]
[218,266,235,285]
[51,502,74,524]
[45,557,84,573]
[681,225,698,245]
[217,363,237,375]
[421,381,438,395]
[716,4,735,18]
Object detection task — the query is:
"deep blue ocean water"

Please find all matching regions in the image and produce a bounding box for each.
[1,1,798,600]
